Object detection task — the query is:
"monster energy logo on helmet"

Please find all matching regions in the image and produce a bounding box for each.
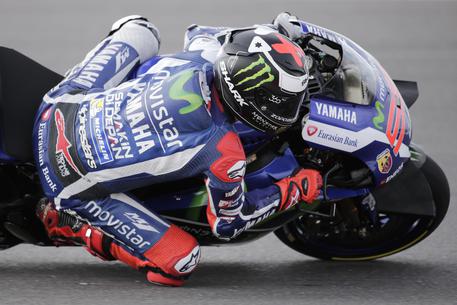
[234,55,275,91]
[215,28,308,135]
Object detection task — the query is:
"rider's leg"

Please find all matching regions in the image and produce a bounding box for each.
[37,193,200,286]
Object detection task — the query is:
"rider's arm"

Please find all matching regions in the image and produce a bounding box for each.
[44,16,160,100]
[182,25,230,64]
[204,132,322,240]
[272,12,303,42]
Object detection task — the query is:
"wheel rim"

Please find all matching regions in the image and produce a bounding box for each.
[282,212,434,259]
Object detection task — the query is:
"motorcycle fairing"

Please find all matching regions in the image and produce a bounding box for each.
[298,22,412,185]
[0,47,63,162]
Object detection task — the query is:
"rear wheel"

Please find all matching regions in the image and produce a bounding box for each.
[274,156,449,261]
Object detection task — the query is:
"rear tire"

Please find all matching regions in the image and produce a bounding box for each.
[274,156,450,261]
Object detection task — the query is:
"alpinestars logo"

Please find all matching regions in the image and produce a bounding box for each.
[234,55,275,92]
[227,160,246,180]
[55,109,81,175]
[283,185,301,210]
[174,245,201,274]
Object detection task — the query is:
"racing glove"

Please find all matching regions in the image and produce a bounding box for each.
[273,12,303,42]
[107,15,161,64]
[108,15,161,44]
[275,168,323,211]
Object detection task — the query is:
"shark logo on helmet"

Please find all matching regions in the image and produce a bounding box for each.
[219,61,248,107]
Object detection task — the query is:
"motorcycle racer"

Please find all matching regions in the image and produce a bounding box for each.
[34,13,322,286]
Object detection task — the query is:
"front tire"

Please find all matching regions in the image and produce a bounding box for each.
[274,156,450,261]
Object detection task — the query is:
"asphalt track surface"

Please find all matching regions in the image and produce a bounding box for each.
[0,1,456,304]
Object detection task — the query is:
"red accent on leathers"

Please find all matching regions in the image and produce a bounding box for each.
[210,131,246,183]
[212,86,225,113]
[84,228,112,260]
[275,179,301,210]
[108,243,184,286]
[206,202,218,229]
[143,224,199,277]
[38,202,200,286]
[54,109,80,175]
[109,224,200,286]
[37,201,112,259]
[37,201,85,245]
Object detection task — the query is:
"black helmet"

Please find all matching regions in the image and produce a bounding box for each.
[214,26,309,134]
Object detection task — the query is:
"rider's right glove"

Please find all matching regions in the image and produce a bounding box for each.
[273,12,303,42]
[275,169,323,211]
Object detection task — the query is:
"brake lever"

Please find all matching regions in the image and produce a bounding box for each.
[322,163,342,201]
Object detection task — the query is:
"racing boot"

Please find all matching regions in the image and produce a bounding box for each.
[108,224,201,287]
[36,199,115,260]
[36,199,200,286]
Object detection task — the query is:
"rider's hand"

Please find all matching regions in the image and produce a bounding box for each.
[273,12,303,42]
[276,168,323,211]
[106,15,161,64]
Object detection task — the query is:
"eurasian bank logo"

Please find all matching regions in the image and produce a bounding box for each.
[234,55,275,92]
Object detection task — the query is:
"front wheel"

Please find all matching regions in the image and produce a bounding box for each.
[274,156,450,261]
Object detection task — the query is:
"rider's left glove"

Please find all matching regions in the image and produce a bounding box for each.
[108,15,161,44]
[107,15,161,63]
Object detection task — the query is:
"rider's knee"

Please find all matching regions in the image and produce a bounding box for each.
[144,224,201,279]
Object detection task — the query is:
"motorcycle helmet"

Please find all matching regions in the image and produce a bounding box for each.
[214,26,309,134]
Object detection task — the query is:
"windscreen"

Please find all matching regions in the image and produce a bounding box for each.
[320,44,377,106]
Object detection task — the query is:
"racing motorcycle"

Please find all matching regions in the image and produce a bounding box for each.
[0,21,450,261]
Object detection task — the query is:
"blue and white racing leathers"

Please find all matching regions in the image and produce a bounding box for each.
[32,21,286,263]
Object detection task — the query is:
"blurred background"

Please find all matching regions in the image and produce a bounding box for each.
[0,1,456,304]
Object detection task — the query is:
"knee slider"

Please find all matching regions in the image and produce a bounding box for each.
[144,224,201,278]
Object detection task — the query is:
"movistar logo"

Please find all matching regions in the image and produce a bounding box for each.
[234,55,275,92]
[169,69,204,115]
[373,100,385,130]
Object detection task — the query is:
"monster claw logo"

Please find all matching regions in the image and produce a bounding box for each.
[55,109,80,175]
[376,148,393,174]
[169,69,204,115]
[372,100,385,130]
[234,55,275,92]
